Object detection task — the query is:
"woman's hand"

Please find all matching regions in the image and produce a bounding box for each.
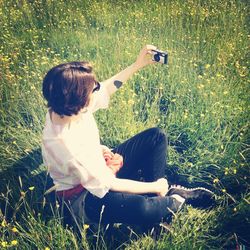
[106,153,123,174]
[103,149,123,174]
[155,178,169,197]
[134,44,157,70]
[103,149,114,162]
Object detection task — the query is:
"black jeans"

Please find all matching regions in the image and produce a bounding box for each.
[85,127,179,226]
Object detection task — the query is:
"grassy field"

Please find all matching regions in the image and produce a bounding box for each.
[0,0,249,249]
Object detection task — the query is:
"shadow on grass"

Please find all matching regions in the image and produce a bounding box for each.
[0,148,56,221]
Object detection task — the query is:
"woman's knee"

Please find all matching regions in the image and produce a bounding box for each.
[147,127,168,145]
[147,127,167,137]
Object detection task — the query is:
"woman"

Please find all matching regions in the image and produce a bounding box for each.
[41,45,214,229]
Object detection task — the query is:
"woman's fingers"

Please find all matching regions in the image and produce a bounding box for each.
[146,44,157,50]
[104,153,124,174]
[106,159,123,167]
[111,153,123,164]
[145,44,157,53]
[104,155,112,162]
[103,151,115,161]
[145,45,157,58]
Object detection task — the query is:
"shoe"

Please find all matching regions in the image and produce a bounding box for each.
[166,185,215,208]
[167,194,185,213]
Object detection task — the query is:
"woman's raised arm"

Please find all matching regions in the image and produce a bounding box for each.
[101,45,157,96]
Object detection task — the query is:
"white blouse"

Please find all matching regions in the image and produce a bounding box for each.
[41,83,115,198]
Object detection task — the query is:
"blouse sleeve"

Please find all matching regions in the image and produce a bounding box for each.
[89,83,110,113]
[70,149,116,198]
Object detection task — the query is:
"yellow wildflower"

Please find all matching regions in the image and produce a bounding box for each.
[197,84,204,89]
[11,240,18,246]
[222,189,226,193]
[1,241,8,247]
[1,219,7,227]
[233,207,237,212]
[205,64,211,69]
[213,178,219,184]
[83,224,90,230]
[12,227,18,233]
[45,247,50,250]
[29,186,35,191]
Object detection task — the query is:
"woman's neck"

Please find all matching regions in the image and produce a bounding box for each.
[49,109,83,125]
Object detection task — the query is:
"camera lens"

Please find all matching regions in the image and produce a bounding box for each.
[154,54,160,62]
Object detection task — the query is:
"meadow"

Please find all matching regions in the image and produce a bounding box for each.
[0,0,249,249]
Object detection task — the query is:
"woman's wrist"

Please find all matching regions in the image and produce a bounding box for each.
[147,181,167,195]
[152,181,160,193]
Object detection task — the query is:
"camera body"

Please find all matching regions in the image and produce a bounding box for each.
[152,49,168,64]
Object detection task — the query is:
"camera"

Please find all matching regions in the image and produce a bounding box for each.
[152,49,168,64]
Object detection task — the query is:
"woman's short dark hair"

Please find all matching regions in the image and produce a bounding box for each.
[42,61,96,116]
